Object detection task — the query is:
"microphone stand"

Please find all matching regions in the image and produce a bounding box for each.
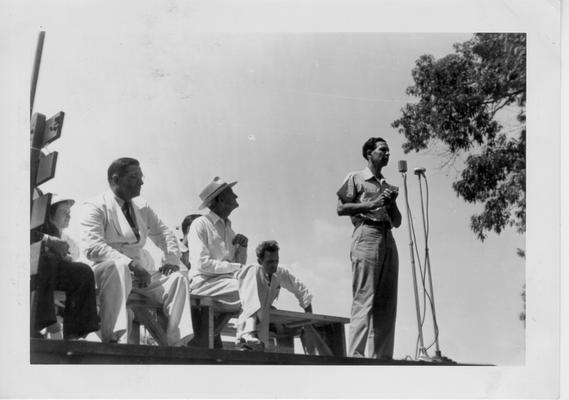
[401,170,429,361]
[417,172,451,363]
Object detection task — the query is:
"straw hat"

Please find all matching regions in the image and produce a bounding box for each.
[198,177,237,210]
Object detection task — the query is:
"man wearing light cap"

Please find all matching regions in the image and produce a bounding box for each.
[187,177,251,347]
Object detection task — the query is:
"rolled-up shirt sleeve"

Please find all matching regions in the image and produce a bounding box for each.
[278,266,312,309]
[337,172,357,203]
[79,201,131,266]
[188,218,241,275]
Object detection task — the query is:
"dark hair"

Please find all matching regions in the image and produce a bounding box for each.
[256,240,280,260]
[362,137,387,160]
[107,157,140,183]
[181,214,202,236]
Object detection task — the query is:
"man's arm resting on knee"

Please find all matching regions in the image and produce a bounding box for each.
[129,259,151,287]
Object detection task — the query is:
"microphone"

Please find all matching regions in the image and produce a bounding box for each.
[414,167,426,176]
[398,160,408,173]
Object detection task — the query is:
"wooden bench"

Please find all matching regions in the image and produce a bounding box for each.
[128,294,242,347]
[262,309,349,357]
[128,294,241,348]
[50,291,349,356]
[217,308,350,356]
[127,293,168,346]
[50,291,170,345]
[50,291,239,347]
[189,295,241,349]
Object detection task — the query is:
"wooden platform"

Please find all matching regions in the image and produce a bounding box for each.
[30,339,486,365]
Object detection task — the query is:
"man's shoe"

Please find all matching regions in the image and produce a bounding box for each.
[46,322,63,340]
[109,329,127,344]
[238,333,264,351]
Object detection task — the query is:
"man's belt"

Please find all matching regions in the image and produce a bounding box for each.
[361,219,391,229]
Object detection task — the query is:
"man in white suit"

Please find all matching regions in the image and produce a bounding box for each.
[235,240,312,350]
[79,157,193,345]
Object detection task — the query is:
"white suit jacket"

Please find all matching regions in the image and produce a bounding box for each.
[236,264,312,320]
[79,190,180,272]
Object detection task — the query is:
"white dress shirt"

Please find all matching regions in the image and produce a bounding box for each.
[187,211,242,277]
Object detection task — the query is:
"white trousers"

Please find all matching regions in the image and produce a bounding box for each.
[93,260,194,346]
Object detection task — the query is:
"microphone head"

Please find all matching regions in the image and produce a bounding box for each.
[398,160,408,173]
[414,167,426,175]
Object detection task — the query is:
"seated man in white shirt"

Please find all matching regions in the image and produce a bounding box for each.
[235,240,313,350]
[187,177,249,347]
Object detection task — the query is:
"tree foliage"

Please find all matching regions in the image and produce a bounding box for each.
[392,33,526,241]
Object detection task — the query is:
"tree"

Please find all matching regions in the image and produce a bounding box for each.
[392,33,526,241]
[517,249,526,325]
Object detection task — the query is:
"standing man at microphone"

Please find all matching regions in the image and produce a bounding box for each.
[336,137,402,359]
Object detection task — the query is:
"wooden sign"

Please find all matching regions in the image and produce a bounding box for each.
[30,113,46,190]
[30,112,46,139]
[40,112,64,147]
[30,193,51,230]
[30,241,43,275]
[35,151,58,186]
[30,111,63,187]
[30,112,64,148]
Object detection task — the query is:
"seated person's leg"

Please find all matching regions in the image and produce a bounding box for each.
[236,312,263,349]
[93,260,132,342]
[56,260,99,339]
[136,271,194,346]
[189,274,240,309]
[188,275,241,347]
[31,254,59,337]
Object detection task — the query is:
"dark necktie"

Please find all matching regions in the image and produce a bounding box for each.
[122,201,140,241]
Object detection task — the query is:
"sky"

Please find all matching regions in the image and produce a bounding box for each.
[0,0,562,397]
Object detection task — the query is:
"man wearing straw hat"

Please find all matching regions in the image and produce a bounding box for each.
[187,176,253,347]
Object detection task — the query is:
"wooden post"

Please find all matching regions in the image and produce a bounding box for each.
[29,31,69,341]
[30,31,45,117]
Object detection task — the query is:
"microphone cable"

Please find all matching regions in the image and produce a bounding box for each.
[417,172,444,358]
[408,171,439,359]
[402,175,430,359]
